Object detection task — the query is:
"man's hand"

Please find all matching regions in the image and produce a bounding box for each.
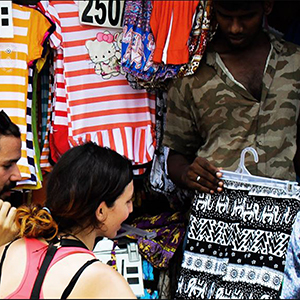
[167,150,223,194]
[0,200,18,246]
[180,156,223,194]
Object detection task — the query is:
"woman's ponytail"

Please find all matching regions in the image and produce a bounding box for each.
[15,204,58,241]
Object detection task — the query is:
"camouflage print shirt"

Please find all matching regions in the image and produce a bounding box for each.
[163,32,300,181]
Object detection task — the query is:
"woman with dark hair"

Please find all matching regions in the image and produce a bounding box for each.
[0,142,136,299]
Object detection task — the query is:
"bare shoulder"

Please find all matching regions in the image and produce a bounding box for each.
[0,238,25,255]
[72,260,137,299]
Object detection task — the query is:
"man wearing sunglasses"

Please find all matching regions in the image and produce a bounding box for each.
[0,110,22,246]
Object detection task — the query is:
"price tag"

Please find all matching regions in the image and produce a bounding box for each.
[79,0,124,29]
[0,1,13,38]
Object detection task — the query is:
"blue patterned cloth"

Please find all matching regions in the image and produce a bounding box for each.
[121,0,181,88]
[281,211,300,299]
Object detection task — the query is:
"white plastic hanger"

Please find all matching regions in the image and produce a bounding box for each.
[114,223,157,240]
[221,147,299,194]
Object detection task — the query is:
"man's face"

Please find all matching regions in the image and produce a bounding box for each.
[0,136,21,199]
[214,2,265,49]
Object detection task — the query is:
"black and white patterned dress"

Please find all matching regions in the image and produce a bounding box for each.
[176,179,300,299]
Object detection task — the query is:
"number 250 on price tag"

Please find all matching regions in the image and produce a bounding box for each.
[79,0,124,29]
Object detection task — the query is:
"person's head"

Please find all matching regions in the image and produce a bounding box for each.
[0,110,21,200]
[213,0,274,48]
[16,142,134,240]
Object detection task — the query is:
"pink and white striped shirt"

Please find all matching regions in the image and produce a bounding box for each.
[45,1,156,172]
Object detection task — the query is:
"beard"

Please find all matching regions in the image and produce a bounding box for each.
[0,181,17,199]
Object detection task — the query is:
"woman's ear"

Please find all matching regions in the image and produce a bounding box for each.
[96,202,107,222]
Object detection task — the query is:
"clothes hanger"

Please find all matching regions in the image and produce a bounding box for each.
[221,147,299,195]
[114,223,157,240]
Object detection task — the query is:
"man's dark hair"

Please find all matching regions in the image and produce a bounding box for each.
[0,110,21,138]
[213,0,263,11]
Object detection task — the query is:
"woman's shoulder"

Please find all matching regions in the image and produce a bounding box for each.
[0,237,26,256]
[75,260,137,299]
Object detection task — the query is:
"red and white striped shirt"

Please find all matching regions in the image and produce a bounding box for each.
[46,1,156,171]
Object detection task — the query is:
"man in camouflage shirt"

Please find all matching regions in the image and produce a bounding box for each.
[163,0,300,195]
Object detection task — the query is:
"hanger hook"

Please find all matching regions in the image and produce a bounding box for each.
[235,147,259,175]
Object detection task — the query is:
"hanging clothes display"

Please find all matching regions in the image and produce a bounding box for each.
[121,0,181,89]
[38,0,69,165]
[177,0,216,77]
[48,47,70,164]
[176,149,300,299]
[150,0,199,65]
[18,51,51,188]
[38,50,54,173]
[19,67,42,189]
[40,3,69,161]
[121,0,215,90]
[42,1,156,174]
[37,1,70,168]
[0,3,54,187]
[149,90,176,195]
[38,53,51,151]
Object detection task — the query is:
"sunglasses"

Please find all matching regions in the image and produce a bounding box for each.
[0,110,12,132]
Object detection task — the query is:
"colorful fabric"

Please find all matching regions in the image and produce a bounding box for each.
[177,0,216,77]
[143,260,155,280]
[121,0,215,89]
[163,31,300,181]
[176,179,300,299]
[22,66,37,187]
[0,3,53,181]
[127,212,186,269]
[30,72,43,183]
[18,67,42,190]
[38,1,70,164]
[45,1,156,174]
[122,0,159,82]
[121,0,181,88]
[49,47,70,163]
[150,0,199,65]
[110,240,118,271]
[39,53,54,173]
[39,54,51,151]
[140,260,159,299]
